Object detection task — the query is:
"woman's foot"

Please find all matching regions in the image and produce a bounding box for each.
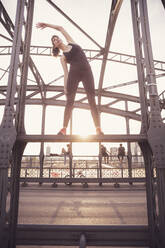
[57,127,66,135]
[96,127,104,135]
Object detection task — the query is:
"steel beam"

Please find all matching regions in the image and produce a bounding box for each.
[98,0,123,106]
[0,98,142,120]
[0,85,144,103]
[39,103,46,182]
[0,2,45,103]
[1,1,35,248]
[3,224,150,246]
[131,1,160,247]
[139,2,165,246]
[161,0,165,9]
[17,134,147,143]
[0,0,25,246]
[0,2,14,38]
[0,84,143,120]
[46,0,102,50]
[1,45,165,71]
[15,177,146,184]
[130,0,165,247]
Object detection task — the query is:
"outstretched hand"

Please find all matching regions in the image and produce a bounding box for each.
[36,22,47,29]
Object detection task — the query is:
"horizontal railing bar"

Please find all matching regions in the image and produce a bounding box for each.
[17,134,147,143]
[11,224,149,246]
[14,166,145,169]
[13,177,146,183]
[20,154,143,158]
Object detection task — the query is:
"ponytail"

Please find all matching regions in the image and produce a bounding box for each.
[52,46,60,57]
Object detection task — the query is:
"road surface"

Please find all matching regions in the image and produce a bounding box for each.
[17,184,148,226]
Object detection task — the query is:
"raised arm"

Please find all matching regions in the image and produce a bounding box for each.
[36,22,75,43]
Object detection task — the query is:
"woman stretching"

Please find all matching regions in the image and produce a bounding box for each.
[36,22,103,135]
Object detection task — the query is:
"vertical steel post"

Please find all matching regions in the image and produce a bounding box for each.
[125,101,132,184]
[8,1,35,247]
[0,0,25,245]
[131,0,165,246]
[69,112,73,180]
[138,0,165,246]
[39,104,46,185]
[131,0,156,246]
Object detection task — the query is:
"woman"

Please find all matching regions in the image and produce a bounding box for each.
[36,22,103,135]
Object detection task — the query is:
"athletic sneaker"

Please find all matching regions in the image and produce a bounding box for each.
[96,127,104,135]
[57,128,66,135]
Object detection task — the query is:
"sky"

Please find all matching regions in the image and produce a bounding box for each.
[0,0,165,156]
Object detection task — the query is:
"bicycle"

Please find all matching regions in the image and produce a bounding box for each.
[64,169,88,187]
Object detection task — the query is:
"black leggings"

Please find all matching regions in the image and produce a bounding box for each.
[63,67,100,128]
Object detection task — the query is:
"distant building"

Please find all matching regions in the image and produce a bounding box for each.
[131,142,143,165]
[131,142,141,155]
[46,145,51,156]
[109,147,118,161]
[110,147,118,156]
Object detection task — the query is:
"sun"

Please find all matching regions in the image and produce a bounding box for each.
[72,109,96,135]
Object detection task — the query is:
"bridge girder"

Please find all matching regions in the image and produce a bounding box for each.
[0,1,165,248]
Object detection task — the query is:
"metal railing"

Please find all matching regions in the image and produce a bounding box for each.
[8,154,147,186]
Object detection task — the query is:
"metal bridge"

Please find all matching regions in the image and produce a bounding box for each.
[0,0,165,247]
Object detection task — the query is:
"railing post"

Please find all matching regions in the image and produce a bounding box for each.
[79,233,87,248]
[69,154,73,179]
[39,150,44,186]
[98,153,103,186]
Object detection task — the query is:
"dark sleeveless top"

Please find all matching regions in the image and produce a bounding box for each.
[63,43,90,70]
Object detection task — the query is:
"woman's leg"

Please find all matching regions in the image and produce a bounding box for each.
[63,70,79,128]
[82,69,100,128]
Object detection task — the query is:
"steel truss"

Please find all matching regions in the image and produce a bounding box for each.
[1,45,165,72]
[0,0,165,247]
